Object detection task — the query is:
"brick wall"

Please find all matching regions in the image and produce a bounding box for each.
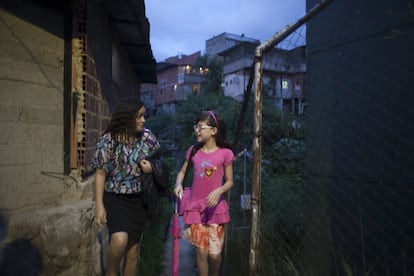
[71,0,142,177]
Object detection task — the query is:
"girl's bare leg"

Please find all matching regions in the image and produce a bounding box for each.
[209,253,222,276]
[122,242,140,276]
[196,248,209,276]
[106,232,128,276]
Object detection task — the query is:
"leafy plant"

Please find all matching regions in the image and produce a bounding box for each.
[139,198,172,276]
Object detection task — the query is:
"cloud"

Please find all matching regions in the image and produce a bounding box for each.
[146,0,305,61]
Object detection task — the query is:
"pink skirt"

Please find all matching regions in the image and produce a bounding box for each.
[182,196,230,225]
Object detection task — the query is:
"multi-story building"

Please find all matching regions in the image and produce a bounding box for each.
[206,32,260,59]
[144,32,306,116]
[140,83,157,116]
[206,32,306,114]
[141,51,206,114]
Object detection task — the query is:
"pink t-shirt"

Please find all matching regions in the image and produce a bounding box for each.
[183,146,234,225]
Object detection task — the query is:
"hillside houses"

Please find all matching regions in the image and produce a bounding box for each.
[142,32,306,115]
[141,51,205,114]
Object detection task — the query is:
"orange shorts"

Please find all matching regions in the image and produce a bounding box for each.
[182,224,225,255]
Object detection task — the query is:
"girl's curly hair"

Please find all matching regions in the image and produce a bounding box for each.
[105,98,144,139]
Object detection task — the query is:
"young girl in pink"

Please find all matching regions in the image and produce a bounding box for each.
[174,110,234,276]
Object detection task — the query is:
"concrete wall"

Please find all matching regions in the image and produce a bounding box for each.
[0,0,149,274]
[0,6,65,211]
[0,3,100,275]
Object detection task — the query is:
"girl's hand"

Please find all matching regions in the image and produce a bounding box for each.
[174,184,183,199]
[140,159,153,173]
[94,203,107,228]
[206,187,223,207]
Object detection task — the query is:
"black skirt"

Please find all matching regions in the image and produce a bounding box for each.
[103,192,147,244]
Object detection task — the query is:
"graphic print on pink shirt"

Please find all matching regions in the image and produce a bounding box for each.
[198,159,217,178]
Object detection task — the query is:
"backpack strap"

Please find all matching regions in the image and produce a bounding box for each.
[183,143,201,187]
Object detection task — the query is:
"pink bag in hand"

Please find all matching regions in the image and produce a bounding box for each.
[178,187,191,216]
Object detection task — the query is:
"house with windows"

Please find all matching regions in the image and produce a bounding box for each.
[141,51,206,114]
[140,83,157,116]
[206,32,306,114]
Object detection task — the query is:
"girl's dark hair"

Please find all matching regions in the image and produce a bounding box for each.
[105,98,145,139]
[196,110,232,150]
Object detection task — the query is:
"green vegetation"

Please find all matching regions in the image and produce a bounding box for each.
[141,57,306,275]
[138,188,172,275]
[193,55,224,95]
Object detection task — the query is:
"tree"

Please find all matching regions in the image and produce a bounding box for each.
[175,93,240,152]
[193,55,224,95]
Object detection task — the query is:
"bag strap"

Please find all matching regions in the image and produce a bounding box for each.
[183,143,201,187]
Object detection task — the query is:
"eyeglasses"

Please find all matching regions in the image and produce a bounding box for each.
[193,125,213,131]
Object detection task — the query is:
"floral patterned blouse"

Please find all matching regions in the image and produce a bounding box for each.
[92,129,160,194]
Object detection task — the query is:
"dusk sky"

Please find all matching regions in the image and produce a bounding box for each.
[145,0,306,62]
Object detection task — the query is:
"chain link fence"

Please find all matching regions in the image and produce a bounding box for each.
[225,0,414,275]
